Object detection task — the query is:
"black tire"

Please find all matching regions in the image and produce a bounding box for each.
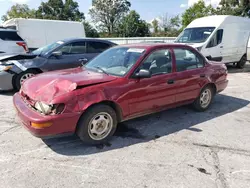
[76,104,117,145]
[236,55,246,69]
[192,85,214,112]
[13,69,38,91]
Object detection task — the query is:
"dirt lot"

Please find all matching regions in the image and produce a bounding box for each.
[1,65,250,188]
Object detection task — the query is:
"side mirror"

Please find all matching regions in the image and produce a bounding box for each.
[135,69,151,79]
[51,51,62,58]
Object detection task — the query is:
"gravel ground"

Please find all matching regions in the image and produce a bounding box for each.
[0,65,250,188]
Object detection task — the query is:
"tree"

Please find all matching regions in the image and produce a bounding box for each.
[117,10,150,37]
[152,19,159,33]
[217,0,250,17]
[156,14,181,37]
[89,0,131,35]
[182,0,216,27]
[2,4,36,22]
[84,21,99,37]
[36,0,84,21]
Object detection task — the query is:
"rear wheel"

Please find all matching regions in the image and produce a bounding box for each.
[76,104,117,145]
[236,55,246,69]
[13,69,38,91]
[192,86,214,112]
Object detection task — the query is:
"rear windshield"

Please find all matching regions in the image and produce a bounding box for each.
[0,31,23,41]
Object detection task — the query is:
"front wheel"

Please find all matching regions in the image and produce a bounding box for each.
[76,104,117,145]
[13,69,38,91]
[192,86,214,112]
[236,55,246,69]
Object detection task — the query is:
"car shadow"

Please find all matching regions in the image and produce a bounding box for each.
[0,90,16,96]
[227,63,250,73]
[43,94,250,156]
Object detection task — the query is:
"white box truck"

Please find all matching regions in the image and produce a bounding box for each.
[175,15,250,68]
[2,18,86,51]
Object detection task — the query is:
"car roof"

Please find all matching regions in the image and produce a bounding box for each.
[119,43,191,50]
[61,38,116,45]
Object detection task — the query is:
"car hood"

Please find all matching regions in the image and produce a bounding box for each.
[22,67,118,103]
[0,53,37,63]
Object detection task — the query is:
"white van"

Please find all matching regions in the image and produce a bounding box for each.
[2,18,86,51]
[175,15,250,68]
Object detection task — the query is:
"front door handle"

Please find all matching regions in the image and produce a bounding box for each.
[79,58,88,62]
[220,46,223,48]
[200,74,206,78]
[167,79,175,84]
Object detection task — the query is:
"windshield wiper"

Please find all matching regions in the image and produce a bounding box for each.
[94,66,109,75]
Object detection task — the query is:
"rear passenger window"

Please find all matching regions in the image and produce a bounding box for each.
[206,29,223,48]
[87,42,111,53]
[174,48,204,72]
[0,31,23,41]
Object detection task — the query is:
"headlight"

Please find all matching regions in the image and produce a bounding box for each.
[0,65,12,71]
[34,102,65,115]
[35,102,53,115]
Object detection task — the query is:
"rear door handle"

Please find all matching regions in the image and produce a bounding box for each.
[220,46,223,48]
[200,74,206,78]
[167,79,175,84]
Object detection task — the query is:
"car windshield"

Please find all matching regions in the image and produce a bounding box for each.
[32,41,64,56]
[176,27,215,43]
[85,47,145,77]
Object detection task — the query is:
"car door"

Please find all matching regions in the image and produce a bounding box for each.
[202,29,224,62]
[173,47,207,103]
[84,41,113,64]
[127,48,177,116]
[46,41,87,71]
[247,34,250,61]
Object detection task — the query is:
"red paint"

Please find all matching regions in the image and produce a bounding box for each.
[13,44,228,138]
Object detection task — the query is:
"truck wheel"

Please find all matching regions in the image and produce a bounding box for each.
[192,85,214,112]
[76,104,117,145]
[13,69,38,91]
[236,55,246,69]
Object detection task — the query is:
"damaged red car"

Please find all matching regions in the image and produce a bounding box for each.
[13,44,228,144]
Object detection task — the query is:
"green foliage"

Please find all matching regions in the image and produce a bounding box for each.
[117,10,150,37]
[217,0,250,17]
[151,19,159,33]
[181,0,216,27]
[1,4,36,21]
[83,21,99,38]
[181,0,250,28]
[151,14,182,37]
[89,0,131,34]
[36,0,84,21]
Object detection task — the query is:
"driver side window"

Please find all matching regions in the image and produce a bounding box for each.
[139,49,173,76]
[57,41,86,55]
[206,29,223,48]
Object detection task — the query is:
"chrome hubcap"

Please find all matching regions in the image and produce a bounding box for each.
[20,73,35,84]
[200,89,212,108]
[88,112,113,141]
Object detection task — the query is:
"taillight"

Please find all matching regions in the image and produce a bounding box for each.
[16,42,28,52]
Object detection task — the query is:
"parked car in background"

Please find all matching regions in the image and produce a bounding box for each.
[13,43,228,145]
[0,28,28,54]
[175,15,250,68]
[0,38,116,91]
[2,18,86,51]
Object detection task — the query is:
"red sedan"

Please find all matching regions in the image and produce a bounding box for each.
[13,44,228,144]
